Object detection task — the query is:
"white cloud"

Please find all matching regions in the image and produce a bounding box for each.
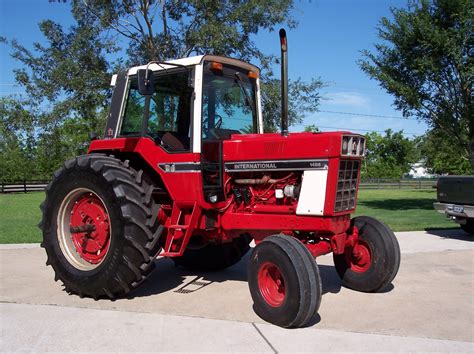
[324,91,370,109]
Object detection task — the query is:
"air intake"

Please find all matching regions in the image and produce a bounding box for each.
[334,160,360,212]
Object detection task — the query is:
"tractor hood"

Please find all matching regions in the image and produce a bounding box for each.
[223,131,357,162]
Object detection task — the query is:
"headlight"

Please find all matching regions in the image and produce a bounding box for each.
[342,139,349,154]
[342,135,365,156]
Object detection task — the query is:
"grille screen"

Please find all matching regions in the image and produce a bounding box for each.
[335,160,360,212]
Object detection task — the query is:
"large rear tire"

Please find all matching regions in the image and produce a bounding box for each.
[248,235,322,328]
[333,216,400,292]
[173,234,251,271]
[40,154,163,299]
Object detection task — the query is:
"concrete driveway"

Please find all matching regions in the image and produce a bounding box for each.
[1,229,473,352]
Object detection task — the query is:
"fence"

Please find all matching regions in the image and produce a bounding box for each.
[1,178,437,193]
[1,180,49,193]
[359,178,436,190]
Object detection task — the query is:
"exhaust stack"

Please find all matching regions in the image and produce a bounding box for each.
[279,28,289,137]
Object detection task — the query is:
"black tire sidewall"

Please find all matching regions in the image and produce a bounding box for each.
[334,216,399,292]
[44,167,126,292]
[248,241,303,327]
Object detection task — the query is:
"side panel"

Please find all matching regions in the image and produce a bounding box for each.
[296,170,328,215]
[89,138,204,204]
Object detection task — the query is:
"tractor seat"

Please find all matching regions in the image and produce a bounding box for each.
[160,131,190,151]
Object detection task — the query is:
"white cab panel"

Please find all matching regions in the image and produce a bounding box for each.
[296,170,328,216]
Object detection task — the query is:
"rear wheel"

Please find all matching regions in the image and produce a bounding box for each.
[40,154,163,299]
[333,216,400,292]
[173,234,251,271]
[248,235,322,328]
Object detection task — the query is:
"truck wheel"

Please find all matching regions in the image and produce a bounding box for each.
[333,216,400,293]
[247,235,322,328]
[461,219,474,235]
[173,234,251,271]
[40,154,163,299]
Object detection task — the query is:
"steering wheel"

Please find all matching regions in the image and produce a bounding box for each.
[215,114,223,129]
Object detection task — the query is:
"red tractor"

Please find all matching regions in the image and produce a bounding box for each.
[40,30,400,328]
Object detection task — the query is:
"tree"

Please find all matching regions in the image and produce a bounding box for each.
[303,124,320,132]
[363,129,418,179]
[359,0,473,172]
[0,97,38,180]
[77,0,322,130]
[1,7,117,180]
[2,1,323,180]
[417,129,471,174]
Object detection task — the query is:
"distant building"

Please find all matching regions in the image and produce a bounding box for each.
[407,161,436,179]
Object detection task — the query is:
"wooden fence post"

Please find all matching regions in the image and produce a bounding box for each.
[24,180,27,193]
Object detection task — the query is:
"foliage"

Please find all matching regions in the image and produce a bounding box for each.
[261,78,323,132]
[362,129,419,178]
[416,129,471,174]
[76,0,323,130]
[1,10,116,180]
[77,0,296,65]
[359,0,474,172]
[303,124,320,132]
[0,97,38,180]
[1,0,323,180]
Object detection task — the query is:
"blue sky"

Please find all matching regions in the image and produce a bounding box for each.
[0,0,428,138]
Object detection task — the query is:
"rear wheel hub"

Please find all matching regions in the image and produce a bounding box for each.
[57,188,111,270]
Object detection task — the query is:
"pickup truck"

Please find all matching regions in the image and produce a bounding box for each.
[433,176,474,235]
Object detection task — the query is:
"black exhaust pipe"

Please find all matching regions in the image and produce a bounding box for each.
[279,28,289,137]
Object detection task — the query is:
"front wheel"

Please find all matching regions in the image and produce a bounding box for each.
[248,235,322,328]
[333,216,400,292]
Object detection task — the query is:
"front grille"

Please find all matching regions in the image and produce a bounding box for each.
[334,160,360,212]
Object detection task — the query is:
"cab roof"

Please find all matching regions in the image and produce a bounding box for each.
[127,55,260,76]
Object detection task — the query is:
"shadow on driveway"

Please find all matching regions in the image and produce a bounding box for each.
[129,252,345,299]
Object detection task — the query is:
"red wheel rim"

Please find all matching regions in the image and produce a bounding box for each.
[346,240,372,273]
[57,188,112,270]
[258,262,286,307]
[69,192,111,264]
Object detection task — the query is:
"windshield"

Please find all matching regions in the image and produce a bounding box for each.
[202,63,257,140]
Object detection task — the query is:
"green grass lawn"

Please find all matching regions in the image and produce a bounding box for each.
[0,192,45,244]
[0,189,457,244]
[355,189,455,232]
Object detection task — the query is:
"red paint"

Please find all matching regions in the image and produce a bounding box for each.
[258,262,286,307]
[69,192,110,264]
[88,131,364,258]
[346,240,372,273]
[305,240,333,257]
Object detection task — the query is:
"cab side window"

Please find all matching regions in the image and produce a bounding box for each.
[119,69,193,152]
[120,79,144,135]
[147,70,192,151]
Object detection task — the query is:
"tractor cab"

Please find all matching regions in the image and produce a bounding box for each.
[105,55,263,152]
